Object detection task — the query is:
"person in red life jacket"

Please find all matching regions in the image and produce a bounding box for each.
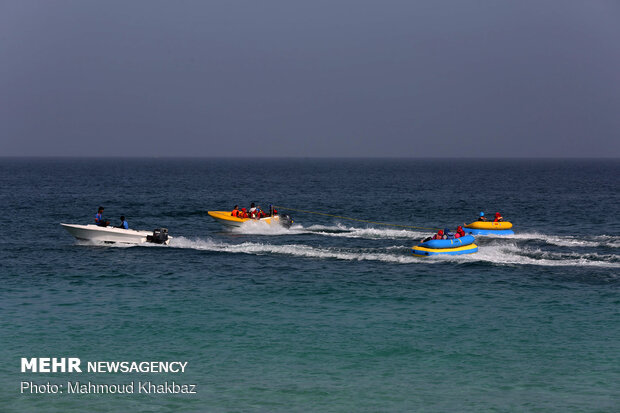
[250,204,264,219]
[257,206,267,218]
[247,203,259,219]
[231,205,239,217]
[94,206,110,227]
[454,225,466,238]
[238,208,248,218]
[432,230,444,240]
[494,212,503,222]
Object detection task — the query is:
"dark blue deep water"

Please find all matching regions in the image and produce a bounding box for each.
[1,158,619,412]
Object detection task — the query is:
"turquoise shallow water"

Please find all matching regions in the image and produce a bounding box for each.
[0,158,619,412]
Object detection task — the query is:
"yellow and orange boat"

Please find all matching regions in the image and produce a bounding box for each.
[464,221,514,235]
[207,211,293,228]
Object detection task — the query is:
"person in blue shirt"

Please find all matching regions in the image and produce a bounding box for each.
[117,216,129,229]
[95,206,110,227]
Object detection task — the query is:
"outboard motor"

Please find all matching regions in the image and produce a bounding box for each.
[147,228,169,244]
[279,214,293,229]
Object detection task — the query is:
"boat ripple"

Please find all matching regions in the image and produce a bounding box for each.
[169,237,620,268]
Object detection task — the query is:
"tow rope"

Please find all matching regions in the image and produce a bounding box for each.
[273,206,441,231]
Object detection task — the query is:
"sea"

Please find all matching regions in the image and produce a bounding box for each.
[0,158,618,412]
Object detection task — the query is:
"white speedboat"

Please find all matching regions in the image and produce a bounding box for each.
[60,224,171,245]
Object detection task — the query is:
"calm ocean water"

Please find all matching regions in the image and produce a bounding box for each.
[0,158,619,412]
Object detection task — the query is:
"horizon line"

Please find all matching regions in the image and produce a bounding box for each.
[1,155,619,160]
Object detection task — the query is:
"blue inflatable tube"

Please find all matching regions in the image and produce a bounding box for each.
[412,243,478,256]
[418,235,475,249]
[465,229,514,236]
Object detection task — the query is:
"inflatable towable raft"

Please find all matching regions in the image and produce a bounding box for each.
[412,234,478,256]
[464,221,514,235]
[207,211,293,228]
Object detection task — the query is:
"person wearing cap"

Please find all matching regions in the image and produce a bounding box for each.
[239,208,248,218]
[117,216,129,229]
[94,206,110,227]
[494,212,504,222]
[455,225,466,238]
[478,212,488,222]
[432,229,445,240]
[443,228,454,239]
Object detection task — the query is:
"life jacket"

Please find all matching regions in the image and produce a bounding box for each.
[231,209,239,217]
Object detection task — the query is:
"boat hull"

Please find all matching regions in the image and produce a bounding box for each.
[412,243,478,256]
[207,211,291,228]
[465,228,514,235]
[464,221,513,236]
[61,224,170,245]
[465,221,513,230]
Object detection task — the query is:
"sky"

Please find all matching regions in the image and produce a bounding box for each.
[1,0,619,157]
